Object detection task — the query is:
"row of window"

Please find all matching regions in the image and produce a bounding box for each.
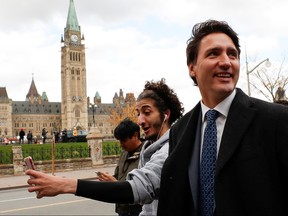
[0,128,8,135]
[14,109,60,113]
[15,104,58,107]
[0,106,8,110]
[70,52,81,62]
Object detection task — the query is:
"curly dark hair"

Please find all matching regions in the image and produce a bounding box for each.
[137,78,184,125]
[186,20,241,85]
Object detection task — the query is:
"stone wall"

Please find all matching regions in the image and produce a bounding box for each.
[0,156,119,176]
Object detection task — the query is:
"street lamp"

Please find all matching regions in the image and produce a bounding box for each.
[246,53,271,96]
[89,103,96,127]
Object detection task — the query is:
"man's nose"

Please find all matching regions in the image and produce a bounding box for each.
[137,114,145,125]
[219,54,231,69]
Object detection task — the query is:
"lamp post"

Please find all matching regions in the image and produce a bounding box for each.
[87,103,104,166]
[245,50,271,96]
[89,103,96,127]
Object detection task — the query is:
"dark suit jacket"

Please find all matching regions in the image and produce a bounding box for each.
[158,89,288,216]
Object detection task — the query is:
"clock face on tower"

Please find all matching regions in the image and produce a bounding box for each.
[70,34,78,42]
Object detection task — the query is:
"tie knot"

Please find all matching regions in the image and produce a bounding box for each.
[206,109,218,123]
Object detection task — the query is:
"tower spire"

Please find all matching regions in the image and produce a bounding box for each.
[26,78,41,103]
[65,0,80,32]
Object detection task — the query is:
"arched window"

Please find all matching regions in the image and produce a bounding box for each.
[75,109,80,118]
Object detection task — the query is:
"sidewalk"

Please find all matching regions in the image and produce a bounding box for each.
[0,164,116,191]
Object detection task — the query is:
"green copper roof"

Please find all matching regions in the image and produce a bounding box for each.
[42,91,48,102]
[95,91,101,99]
[66,0,80,31]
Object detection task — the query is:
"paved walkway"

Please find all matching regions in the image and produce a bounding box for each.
[0,165,116,190]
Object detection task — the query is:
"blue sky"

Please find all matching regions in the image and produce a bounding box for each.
[0,0,288,112]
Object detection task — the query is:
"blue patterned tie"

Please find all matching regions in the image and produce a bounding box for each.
[200,109,218,216]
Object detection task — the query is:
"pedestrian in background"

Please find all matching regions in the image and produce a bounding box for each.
[73,127,78,142]
[54,130,59,143]
[97,118,143,216]
[27,131,33,144]
[41,128,47,144]
[19,128,25,144]
[61,129,68,143]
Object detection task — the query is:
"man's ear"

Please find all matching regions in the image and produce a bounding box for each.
[188,63,196,78]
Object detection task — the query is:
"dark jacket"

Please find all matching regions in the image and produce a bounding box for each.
[114,143,143,214]
[158,89,288,216]
[19,130,25,138]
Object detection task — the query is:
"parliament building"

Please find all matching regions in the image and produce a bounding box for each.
[0,0,135,139]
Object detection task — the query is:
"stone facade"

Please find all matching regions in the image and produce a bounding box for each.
[0,0,136,141]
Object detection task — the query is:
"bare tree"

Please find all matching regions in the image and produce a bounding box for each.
[250,58,288,102]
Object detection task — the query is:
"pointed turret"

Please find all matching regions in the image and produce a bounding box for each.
[65,0,80,32]
[26,78,41,103]
[94,91,101,104]
[119,89,125,105]
[42,91,49,102]
[0,87,9,101]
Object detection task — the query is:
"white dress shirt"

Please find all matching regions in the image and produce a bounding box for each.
[200,89,236,158]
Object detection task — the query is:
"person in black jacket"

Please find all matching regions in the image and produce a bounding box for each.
[19,128,25,144]
[97,118,143,216]
[27,131,33,144]
[157,19,288,216]
[41,128,47,144]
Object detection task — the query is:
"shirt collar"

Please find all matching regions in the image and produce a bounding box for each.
[201,89,236,122]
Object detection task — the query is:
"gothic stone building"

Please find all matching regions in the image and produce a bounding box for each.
[0,0,135,139]
[0,81,134,139]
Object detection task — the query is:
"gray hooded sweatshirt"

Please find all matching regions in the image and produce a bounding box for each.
[127,129,169,216]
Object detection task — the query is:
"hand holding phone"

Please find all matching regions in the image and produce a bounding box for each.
[24,156,39,195]
[24,156,36,170]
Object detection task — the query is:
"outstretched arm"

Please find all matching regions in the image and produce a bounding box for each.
[26,170,77,199]
[26,170,134,204]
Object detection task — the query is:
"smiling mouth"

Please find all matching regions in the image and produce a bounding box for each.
[215,73,232,78]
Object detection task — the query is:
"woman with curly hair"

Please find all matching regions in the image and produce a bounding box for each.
[26,78,184,216]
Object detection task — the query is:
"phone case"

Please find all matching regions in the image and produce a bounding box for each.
[24,156,36,170]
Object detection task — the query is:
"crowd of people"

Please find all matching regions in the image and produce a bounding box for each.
[25,20,288,216]
[8,128,70,145]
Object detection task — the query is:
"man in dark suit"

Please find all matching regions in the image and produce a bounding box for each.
[158,20,288,216]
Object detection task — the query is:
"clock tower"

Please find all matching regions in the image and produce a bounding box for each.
[61,0,88,130]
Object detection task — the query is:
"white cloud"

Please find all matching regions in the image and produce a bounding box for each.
[1,0,288,112]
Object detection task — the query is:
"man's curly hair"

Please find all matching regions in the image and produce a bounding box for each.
[137,78,184,125]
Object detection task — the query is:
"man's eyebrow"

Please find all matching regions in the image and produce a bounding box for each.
[204,47,220,54]
[138,104,152,110]
[204,46,238,54]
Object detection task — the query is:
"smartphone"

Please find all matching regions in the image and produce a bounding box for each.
[24,156,36,170]
[24,156,39,194]
[95,170,100,176]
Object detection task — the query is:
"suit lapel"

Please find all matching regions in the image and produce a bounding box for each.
[216,89,257,176]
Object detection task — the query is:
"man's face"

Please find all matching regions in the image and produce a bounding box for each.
[136,98,162,140]
[189,33,240,107]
